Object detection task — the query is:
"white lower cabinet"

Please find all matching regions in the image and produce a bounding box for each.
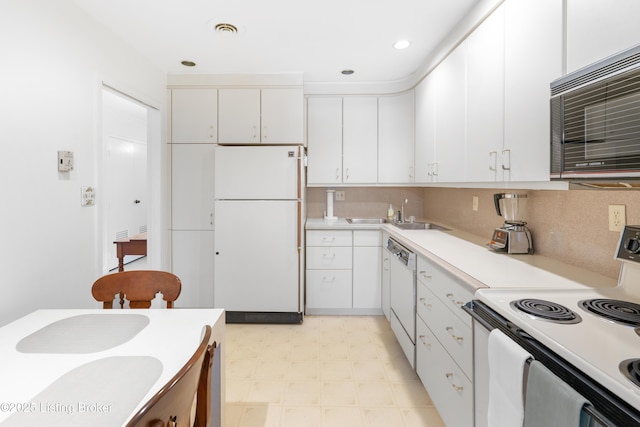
[305,229,382,314]
[416,316,473,427]
[415,254,474,427]
[171,230,214,308]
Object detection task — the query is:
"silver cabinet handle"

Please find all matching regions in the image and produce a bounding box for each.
[321,237,336,243]
[446,326,464,343]
[419,270,432,281]
[445,373,464,392]
[502,148,511,171]
[419,297,432,310]
[446,293,465,307]
[335,168,340,181]
[322,253,336,259]
[321,276,336,283]
[489,150,497,172]
[418,335,431,349]
[408,165,414,179]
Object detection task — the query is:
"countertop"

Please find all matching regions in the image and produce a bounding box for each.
[305,217,618,293]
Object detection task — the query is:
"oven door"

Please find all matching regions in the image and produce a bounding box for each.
[464,301,638,427]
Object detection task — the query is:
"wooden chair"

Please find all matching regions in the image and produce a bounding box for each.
[126,325,216,427]
[91,270,182,309]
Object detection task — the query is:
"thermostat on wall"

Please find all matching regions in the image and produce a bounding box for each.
[58,150,74,172]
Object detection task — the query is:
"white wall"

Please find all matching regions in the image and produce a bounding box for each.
[0,0,167,325]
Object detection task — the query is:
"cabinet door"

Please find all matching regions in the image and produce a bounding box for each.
[171,230,214,308]
[171,89,217,143]
[378,91,415,183]
[353,246,382,309]
[343,97,378,184]
[504,0,562,182]
[306,97,343,184]
[466,4,504,182]
[414,73,437,183]
[433,45,466,183]
[382,242,391,320]
[567,0,640,73]
[171,144,214,230]
[261,88,303,144]
[218,89,260,144]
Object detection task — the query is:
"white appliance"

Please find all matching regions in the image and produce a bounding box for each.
[213,145,305,323]
[466,225,640,426]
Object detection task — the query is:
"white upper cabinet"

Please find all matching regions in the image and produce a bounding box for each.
[261,88,304,144]
[503,0,562,182]
[433,44,467,183]
[218,88,303,144]
[343,97,378,184]
[414,73,437,183]
[171,89,217,144]
[567,0,640,73]
[306,97,343,185]
[465,4,505,182]
[378,91,415,184]
[218,89,260,144]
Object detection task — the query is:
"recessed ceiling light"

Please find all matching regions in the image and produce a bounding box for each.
[181,60,196,67]
[393,40,411,50]
[341,69,355,75]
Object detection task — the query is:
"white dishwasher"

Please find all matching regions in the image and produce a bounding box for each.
[387,237,417,368]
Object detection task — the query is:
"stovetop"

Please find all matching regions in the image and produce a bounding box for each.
[476,225,640,411]
[476,285,640,411]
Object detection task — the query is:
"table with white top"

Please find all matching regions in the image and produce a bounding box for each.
[0,308,225,427]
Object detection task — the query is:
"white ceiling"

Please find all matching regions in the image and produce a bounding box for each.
[73,0,484,84]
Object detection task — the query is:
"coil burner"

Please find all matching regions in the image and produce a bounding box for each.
[580,299,640,326]
[511,298,582,324]
[620,359,640,388]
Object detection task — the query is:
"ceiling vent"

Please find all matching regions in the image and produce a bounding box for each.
[214,23,238,34]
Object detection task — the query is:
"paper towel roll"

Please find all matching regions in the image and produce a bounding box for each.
[325,190,337,220]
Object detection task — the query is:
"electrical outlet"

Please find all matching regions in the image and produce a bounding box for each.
[608,204,626,232]
[335,191,346,201]
[472,196,479,211]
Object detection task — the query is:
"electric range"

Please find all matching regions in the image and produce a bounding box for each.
[474,225,640,422]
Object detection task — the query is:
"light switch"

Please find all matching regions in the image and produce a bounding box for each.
[58,151,74,171]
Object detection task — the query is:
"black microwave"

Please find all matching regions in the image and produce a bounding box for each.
[551,44,640,179]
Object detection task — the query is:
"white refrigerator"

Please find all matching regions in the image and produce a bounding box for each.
[213,145,305,323]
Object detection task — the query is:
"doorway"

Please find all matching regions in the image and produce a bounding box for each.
[101,87,148,272]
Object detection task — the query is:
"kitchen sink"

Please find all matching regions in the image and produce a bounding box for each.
[393,222,449,231]
[345,218,389,224]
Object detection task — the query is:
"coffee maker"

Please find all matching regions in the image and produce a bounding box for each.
[488,193,533,254]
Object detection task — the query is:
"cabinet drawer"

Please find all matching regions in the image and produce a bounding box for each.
[417,281,472,377]
[306,230,352,246]
[306,247,352,269]
[416,317,473,427]
[417,256,474,327]
[353,230,381,246]
[306,270,352,308]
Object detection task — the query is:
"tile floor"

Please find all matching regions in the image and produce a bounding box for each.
[224,315,446,427]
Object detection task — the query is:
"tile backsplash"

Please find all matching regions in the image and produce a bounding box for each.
[307,186,640,279]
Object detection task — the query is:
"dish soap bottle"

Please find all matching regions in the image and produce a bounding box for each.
[387,204,394,221]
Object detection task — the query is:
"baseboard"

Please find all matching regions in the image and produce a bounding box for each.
[225,311,303,324]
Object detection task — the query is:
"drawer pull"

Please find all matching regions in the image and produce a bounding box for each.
[322,253,336,259]
[446,293,465,307]
[419,297,432,309]
[418,335,431,349]
[321,237,336,243]
[446,326,464,343]
[321,276,336,283]
[419,271,432,281]
[445,373,464,393]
